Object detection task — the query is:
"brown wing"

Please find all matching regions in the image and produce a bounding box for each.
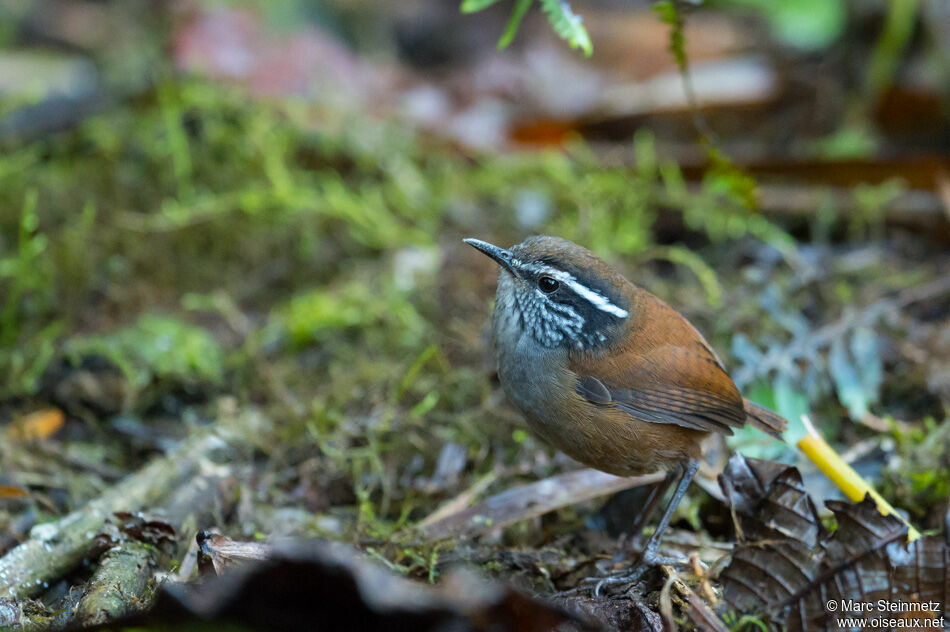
[570,290,746,436]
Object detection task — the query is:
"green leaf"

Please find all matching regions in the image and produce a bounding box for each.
[852,327,883,409]
[497,0,533,49]
[768,0,846,50]
[829,330,882,421]
[815,121,879,160]
[718,0,846,51]
[409,391,439,418]
[773,375,810,429]
[539,0,593,56]
[460,0,503,14]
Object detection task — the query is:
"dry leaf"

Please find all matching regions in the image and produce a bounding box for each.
[196,531,272,577]
[0,485,30,499]
[717,454,949,631]
[112,512,177,546]
[142,538,594,632]
[7,409,65,441]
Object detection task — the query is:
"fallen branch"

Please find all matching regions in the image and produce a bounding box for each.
[419,468,665,540]
[160,463,238,560]
[416,470,499,530]
[0,598,55,632]
[65,464,237,627]
[0,432,228,600]
[75,540,154,627]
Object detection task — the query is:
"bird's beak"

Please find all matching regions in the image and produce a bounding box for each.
[463,238,517,276]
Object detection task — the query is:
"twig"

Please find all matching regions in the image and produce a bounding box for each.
[755,183,947,230]
[416,470,499,530]
[176,536,200,583]
[419,468,665,540]
[937,171,950,222]
[658,569,677,631]
[29,441,127,481]
[0,432,228,600]
[0,597,58,631]
[661,566,731,632]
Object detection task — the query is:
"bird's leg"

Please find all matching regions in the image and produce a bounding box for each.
[637,458,698,567]
[586,459,699,594]
[627,473,674,549]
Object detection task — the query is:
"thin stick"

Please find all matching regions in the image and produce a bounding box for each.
[416,470,499,530]
[0,432,227,600]
[419,468,664,540]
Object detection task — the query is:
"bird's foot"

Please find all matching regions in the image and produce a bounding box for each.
[581,549,688,597]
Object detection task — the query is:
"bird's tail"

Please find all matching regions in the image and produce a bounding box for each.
[743,399,787,439]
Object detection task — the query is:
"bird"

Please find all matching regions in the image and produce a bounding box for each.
[464,235,786,588]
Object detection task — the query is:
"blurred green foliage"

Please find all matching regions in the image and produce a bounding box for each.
[880,419,950,523]
[66,314,225,391]
[0,190,61,394]
[267,279,426,351]
[713,0,846,50]
[0,70,941,538]
[815,121,880,161]
[851,179,905,241]
[653,1,687,70]
[828,327,883,421]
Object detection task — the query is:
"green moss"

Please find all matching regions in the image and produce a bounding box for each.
[268,279,425,351]
[66,314,224,390]
[880,418,950,523]
[3,72,925,569]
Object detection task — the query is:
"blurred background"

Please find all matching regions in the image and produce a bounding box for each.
[1,0,949,603]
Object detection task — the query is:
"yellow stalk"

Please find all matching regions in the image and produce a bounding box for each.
[797,415,920,542]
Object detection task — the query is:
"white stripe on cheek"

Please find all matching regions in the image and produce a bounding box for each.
[561,276,629,318]
[519,261,629,318]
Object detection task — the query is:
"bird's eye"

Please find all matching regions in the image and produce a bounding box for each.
[538,276,559,293]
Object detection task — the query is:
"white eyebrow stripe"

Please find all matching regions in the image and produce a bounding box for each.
[516,260,629,318]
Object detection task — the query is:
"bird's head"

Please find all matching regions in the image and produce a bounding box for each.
[464,235,631,350]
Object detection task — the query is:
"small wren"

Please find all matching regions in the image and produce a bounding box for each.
[464,235,785,586]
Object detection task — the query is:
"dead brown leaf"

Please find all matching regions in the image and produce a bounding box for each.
[717,454,949,631]
[136,538,595,632]
[6,409,65,441]
[196,531,272,577]
[0,485,30,499]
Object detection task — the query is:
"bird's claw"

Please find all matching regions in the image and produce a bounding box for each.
[582,550,689,596]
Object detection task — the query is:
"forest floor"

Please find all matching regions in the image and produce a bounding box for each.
[1,2,949,630]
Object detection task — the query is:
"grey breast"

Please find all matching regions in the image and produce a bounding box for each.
[492,288,569,427]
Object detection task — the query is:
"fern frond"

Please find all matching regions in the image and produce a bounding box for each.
[538,0,593,56]
[460,0,592,57]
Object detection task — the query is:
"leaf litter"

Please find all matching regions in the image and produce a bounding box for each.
[718,453,948,631]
